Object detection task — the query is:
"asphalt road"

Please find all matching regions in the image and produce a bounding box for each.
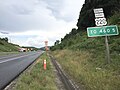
[0,51,43,90]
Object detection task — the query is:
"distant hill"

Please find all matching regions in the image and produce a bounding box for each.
[40,46,51,51]
[39,47,45,51]
[0,37,19,52]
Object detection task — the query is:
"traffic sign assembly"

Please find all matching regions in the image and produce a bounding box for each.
[93,8,107,26]
[87,8,119,63]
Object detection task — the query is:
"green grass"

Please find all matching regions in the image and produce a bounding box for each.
[50,9,120,90]
[0,40,18,52]
[52,50,120,90]
[13,53,57,90]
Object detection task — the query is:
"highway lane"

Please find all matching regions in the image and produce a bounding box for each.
[0,51,43,90]
[0,52,37,61]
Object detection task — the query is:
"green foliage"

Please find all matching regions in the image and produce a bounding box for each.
[0,37,8,42]
[51,12,120,54]
[77,0,120,29]
[50,4,120,90]
[54,40,60,46]
[0,38,19,52]
[52,50,120,90]
[108,11,120,25]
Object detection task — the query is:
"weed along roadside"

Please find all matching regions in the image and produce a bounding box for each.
[13,53,58,90]
[52,50,120,90]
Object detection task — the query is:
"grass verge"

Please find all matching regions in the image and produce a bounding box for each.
[13,53,57,90]
[52,49,120,90]
[0,40,18,52]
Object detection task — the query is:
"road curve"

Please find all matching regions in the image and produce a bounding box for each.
[0,51,43,90]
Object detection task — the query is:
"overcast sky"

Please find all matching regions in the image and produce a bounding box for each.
[0,0,85,48]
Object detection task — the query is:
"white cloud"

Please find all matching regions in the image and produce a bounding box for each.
[0,0,85,47]
[9,30,70,47]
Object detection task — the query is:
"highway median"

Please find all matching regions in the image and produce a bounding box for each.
[13,53,57,90]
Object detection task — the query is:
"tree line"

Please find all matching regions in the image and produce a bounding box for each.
[0,37,9,42]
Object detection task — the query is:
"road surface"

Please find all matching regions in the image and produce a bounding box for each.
[0,51,43,90]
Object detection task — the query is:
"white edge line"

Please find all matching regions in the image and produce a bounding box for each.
[0,53,35,64]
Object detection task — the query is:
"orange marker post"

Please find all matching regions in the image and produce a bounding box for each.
[43,59,46,70]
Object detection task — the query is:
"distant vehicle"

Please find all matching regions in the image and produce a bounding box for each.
[18,48,26,52]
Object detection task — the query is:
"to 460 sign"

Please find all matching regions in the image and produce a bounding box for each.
[90,28,115,34]
[87,25,119,37]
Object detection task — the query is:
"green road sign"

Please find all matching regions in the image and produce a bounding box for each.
[87,25,119,37]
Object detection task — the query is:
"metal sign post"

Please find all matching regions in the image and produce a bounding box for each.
[94,8,111,63]
[87,25,119,64]
[105,36,110,63]
[45,41,48,53]
[95,8,110,63]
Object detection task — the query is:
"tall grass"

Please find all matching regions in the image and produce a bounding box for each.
[52,50,120,90]
[0,40,18,52]
[13,53,57,90]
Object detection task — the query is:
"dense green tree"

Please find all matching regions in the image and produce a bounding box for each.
[4,37,8,42]
[77,0,120,30]
[0,37,8,42]
[54,40,60,46]
[69,28,77,35]
[51,0,120,51]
